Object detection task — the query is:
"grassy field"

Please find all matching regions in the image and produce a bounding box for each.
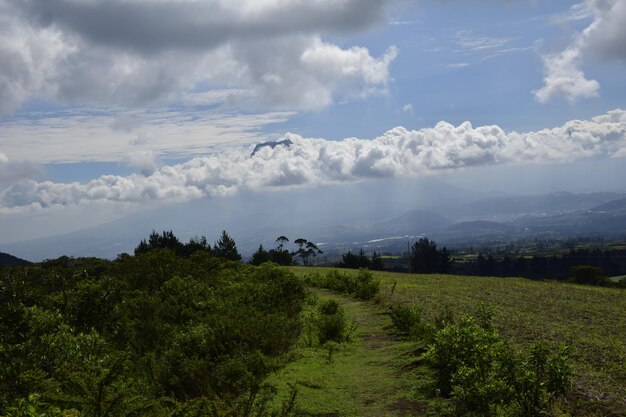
[284,266,626,416]
[608,275,626,283]
[268,288,428,416]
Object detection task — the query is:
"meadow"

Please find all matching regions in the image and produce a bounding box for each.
[283,266,626,416]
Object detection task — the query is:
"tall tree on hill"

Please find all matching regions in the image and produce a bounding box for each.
[410,237,450,273]
[292,238,322,266]
[276,236,289,250]
[135,230,183,255]
[371,251,385,271]
[250,244,271,265]
[214,230,242,261]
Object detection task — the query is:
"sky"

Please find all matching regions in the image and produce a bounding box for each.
[1,0,626,245]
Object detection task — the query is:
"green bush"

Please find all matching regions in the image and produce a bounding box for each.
[316,300,347,345]
[306,269,380,301]
[388,304,431,338]
[424,313,571,417]
[504,342,571,417]
[353,269,379,300]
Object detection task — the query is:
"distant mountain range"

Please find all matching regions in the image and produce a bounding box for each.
[1,180,625,261]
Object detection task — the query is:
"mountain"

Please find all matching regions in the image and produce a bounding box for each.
[374,209,451,235]
[0,252,30,265]
[450,191,626,220]
[589,197,626,212]
[512,195,626,236]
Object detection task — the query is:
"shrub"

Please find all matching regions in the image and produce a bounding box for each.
[353,269,380,301]
[569,265,605,285]
[424,313,571,417]
[308,269,380,301]
[388,304,431,338]
[504,342,571,417]
[425,316,508,402]
[316,300,347,344]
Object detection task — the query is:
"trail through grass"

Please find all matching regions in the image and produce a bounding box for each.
[286,267,626,417]
[269,288,428,417]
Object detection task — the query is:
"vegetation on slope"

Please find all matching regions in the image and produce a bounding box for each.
[0,251,306,416]
[288,267,626,417]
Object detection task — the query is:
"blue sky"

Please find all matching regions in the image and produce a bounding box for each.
[1,0,626,244]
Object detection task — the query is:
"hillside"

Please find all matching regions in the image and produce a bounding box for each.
[285,267,626,417]
[0,251,30,266]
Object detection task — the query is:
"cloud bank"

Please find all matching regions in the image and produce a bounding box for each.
[535,0,626,102]
[2,109,625,210]
[0,152,42,183]
[0,0,396,113]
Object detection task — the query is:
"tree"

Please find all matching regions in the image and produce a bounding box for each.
[250,244,271,266]
[371,251,385,271]
[268,248,292,266]
[338,249,370,269]
[134,230,183,255]
[410,237,450,274]
[305,241,323,266]
[569,265,605,285]
[292,238,322,266]
[182,235,210,257]
[213,230,242,261]
[276,236,289,251]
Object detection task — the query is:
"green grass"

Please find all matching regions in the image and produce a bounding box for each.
[607,275,626,283]
[268,288,430,416]
[285,266,626,416]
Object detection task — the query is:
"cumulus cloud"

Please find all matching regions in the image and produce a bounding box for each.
[0,0,396,112]
[534,46,600,103]
[0,152,42,183]
[535,0,626,102]
[123,151,161,176]
[2,109,625,210]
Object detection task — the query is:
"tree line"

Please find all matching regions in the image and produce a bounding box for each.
[454,247,626,284]
[249,236,323,266]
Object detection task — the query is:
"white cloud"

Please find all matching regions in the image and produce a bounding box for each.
[533,46,600,103]
[0,152,42,183]
[0,0,396,113]
[535,0,626,102]
[123,150,161,176]
[0,108,295,163]
[403,104,413,114]
[446,63,469,69]
[2,109,625,210]
[455,31,511,52]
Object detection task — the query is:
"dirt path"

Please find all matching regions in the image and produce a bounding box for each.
[268,288,428,417]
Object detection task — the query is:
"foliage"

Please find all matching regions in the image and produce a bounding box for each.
[458,246,625,283]
[315,300,347,345]
[134,230,211,258]
[387,304,431,338]
[410,238,451,274]
[249,245,292,266]
[569,265,605,285]
[425,314,571,417]
[250,245,271,266]
[504,342,571,417]
[213,230,242,261]
[304,269,380,301]
[291,239,322,266]
[337,249,385,271]
[0,249,305,416]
